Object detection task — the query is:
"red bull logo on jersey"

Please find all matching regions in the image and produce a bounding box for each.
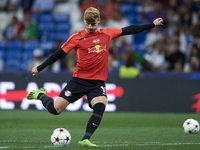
[88,45,106,53]
[93,38,100,44]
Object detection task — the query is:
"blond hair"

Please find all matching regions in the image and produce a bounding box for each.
[84,7,100,23]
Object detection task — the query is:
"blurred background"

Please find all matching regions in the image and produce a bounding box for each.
[0,0,199,78]
[1,2,200,148]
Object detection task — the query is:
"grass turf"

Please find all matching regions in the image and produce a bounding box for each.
[0,110,200,150]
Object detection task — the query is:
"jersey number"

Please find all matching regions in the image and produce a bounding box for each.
[101,86,106,95]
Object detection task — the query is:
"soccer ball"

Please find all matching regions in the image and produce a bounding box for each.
[183,118,199,134]
[51,128,71,146]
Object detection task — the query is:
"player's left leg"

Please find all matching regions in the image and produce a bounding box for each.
[78,96,107,147]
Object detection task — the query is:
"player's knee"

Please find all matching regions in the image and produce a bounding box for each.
[46,101,59,115]
[91,96,107,108]
[51,110,59,115]
[93,103,106,114]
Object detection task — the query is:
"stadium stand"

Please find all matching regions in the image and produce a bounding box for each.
[0,0,199,75]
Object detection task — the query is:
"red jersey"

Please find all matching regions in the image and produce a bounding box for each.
[61,28,122,81]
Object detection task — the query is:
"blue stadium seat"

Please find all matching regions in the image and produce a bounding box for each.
[7,40,22,49]
[4,59,21,71]
[39,31,55,41]
[54,13,70,22]
[38,22,54,31]
[40,41,54,50]
[23,40,40,50]
[0,49,5,61]
[54,22,71,31]
[38,13,53,22]
[119,3,136,14]
[54,31,70,41]
[6,50,21,59]
[21,49,34,60]
[134,31,147,43]
[21,59,30,71]
[38,22,54,41]
[124,12,143,24]
[124,13,137,24]
[0,40,6,49]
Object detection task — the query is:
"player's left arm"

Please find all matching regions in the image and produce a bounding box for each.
[121,18,163,36]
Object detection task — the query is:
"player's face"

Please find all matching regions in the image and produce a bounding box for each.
[84,19,100,34]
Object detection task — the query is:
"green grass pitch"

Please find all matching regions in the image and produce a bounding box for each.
[0,110,200,150]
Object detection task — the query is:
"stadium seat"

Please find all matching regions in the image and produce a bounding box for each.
[134,31,147,43]
[40,41,54,50]
[124,13,137,24]
[6,50,21,59]
[0,49,5,61]
[38,13,53,22]
[4,59,21,71]
[38,22,54,39]
[119,3,136,14]
[21,59,30,71]
[40,31,56,41]
[38,22,54,41]
[38,22,54,31]
[0,40,6,49]
[21,49,34,60]
[23,40,40,50]
[54,31,70,41]
[124,12,143,24]
[54,22,71,31]
[7,40,22,49]
[54,13,70,22]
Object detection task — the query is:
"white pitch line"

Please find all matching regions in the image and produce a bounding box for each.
[1,142,200,148]
[0,147,9,149]
[0,140,28,143]
[136,142,200,146]
[98,144,129,147]
[99,142,200,147]
[44,146,56,148]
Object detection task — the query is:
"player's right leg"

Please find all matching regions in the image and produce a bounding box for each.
[26,88,70,114]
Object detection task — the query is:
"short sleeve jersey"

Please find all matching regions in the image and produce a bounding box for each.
[61,27,122,81]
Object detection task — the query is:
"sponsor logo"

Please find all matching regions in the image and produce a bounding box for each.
[65,90,71,97]
[93,38,100,44]
[92,123,98,127]
[88,45,106,53]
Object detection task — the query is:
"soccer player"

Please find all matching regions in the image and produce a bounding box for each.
[26,7,163,147]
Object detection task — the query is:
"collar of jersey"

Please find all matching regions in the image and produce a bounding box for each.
[84,28,101,35]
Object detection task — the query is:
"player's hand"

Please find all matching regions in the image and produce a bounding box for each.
[31,67,39,76]
[153,18,163,26]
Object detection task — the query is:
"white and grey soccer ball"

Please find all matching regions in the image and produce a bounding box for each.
[183,118,199,134]
[51,128,71,146]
